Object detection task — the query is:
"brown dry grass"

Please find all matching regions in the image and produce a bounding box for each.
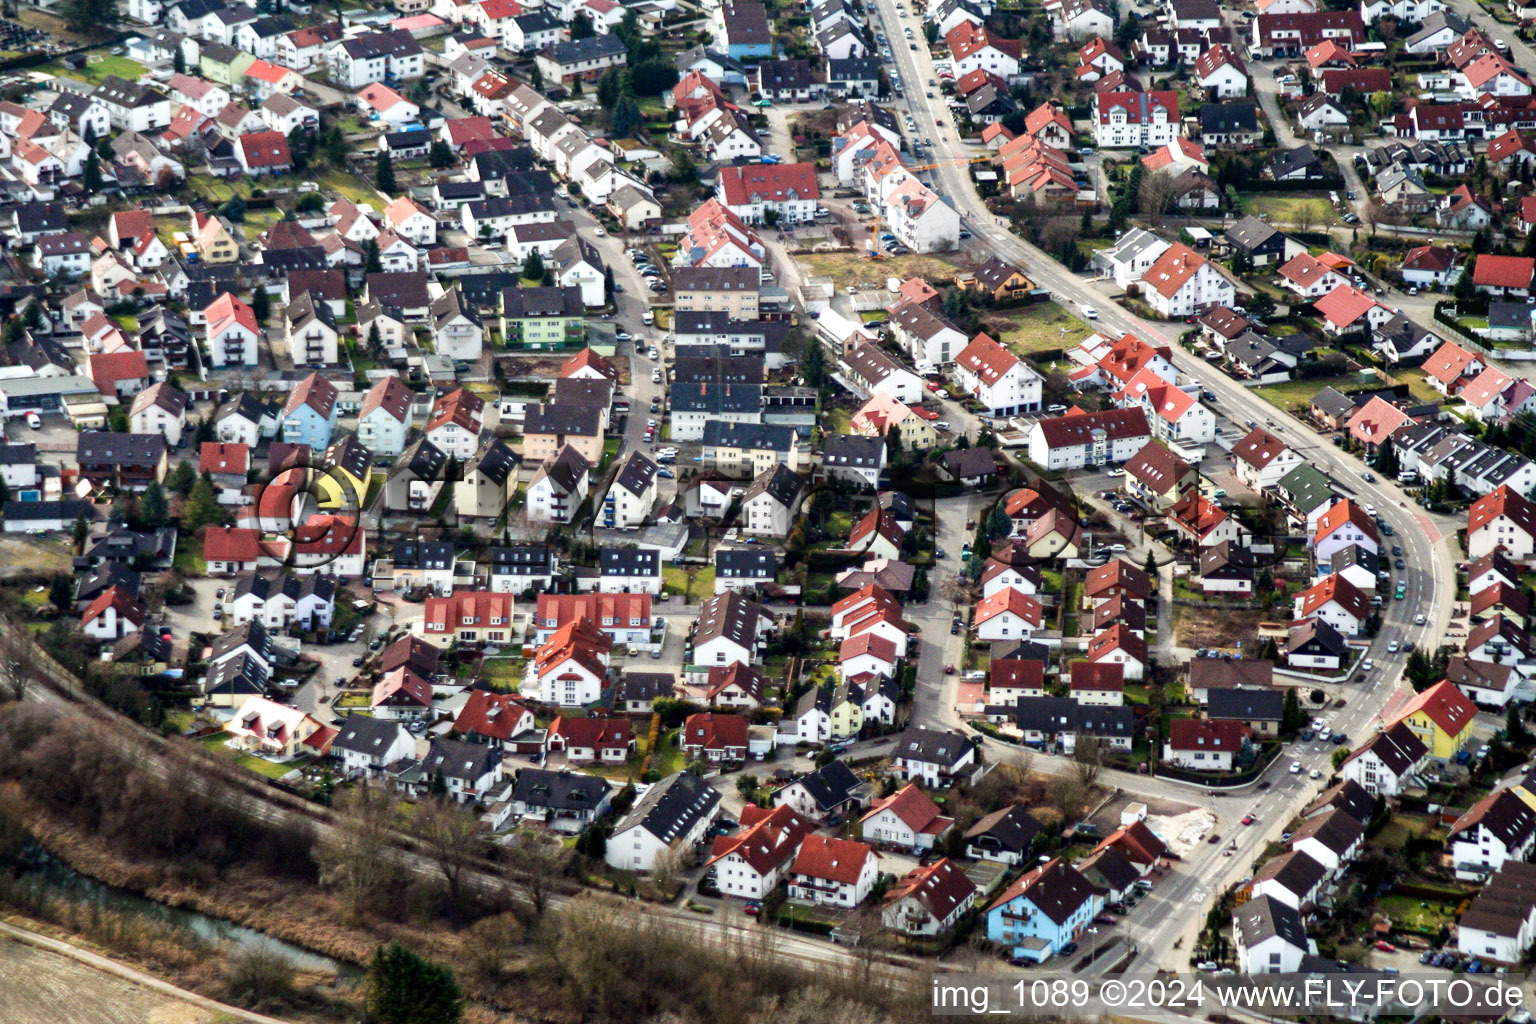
[1172,603,1271,649]
[797,251,963,289]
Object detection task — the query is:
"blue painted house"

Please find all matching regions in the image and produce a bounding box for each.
[723,0,774,59]
[985,859,1102,962]
[280,372,340,451]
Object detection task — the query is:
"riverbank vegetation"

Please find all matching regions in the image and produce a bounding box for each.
[0,698,928,1024]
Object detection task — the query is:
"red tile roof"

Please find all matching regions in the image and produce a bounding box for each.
[1140,242,1208,299]
[1070,661,1125,692]
[1167,717,1246,752]
[452,690,533,741]
[706,804,812,874]
[1315,499,1379,546]
[839,631,898,665]
[1295,572,1370,622]
[1422,340,1481,387]
[682,711,750,752]
[1389,679,1477,737]
[955,331,1021,385]
[550,714,633,751]
[883,857,976,922]
[1469,485,1536,539]
[975,586,1044,628]
[717,162,821,206]
[200,441,249,476]
[791,834,876,885]
[203,525,260,562]
[237,130,292,168]
[1084,558,1152,600]
[1473,254,1536,291]
[861,782,950,834]
[372,666,433,709]
[1346,395,1411,446]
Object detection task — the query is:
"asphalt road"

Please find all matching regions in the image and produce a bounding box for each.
[860,0,1463,971]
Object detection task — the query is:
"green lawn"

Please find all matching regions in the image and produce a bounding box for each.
[1377,894,1457,933]
[1238,194,1336,230]
[318,168,382,206]
[1393,367,1446,407]
[985,302,1082,361]
[173,537,206,577]
[601,437,620,470]
[1253,375,1355,416]
[826,407,854,434]
[662,564,715,600]
[590,727,683,781]
[42,53,147,85]
[199,733,308,778]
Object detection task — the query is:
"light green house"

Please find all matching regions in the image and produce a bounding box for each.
[199,42,257,87]
[498,285,586,352]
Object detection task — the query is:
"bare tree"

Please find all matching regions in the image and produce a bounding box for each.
[1138,171,1180,226]
[506,830,569,923]
[462,911,525,987]
[1072,736,1105,789]
[414,797,484,913]
[1293,201,1317,235]
[650,840,689,894]
[842,905,888,983]
[1047,774,1088,825]
[314,788,401,919]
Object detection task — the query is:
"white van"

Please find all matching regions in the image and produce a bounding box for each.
[641,310,655,325]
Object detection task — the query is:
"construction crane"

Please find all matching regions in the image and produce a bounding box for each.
[865,154,994,258]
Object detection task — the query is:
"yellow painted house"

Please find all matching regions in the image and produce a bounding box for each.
[194,212,239,264]
[317,433,371,511]
[829,684,864,739]
[1389,680,1477,761]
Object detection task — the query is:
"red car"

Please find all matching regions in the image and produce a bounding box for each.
[1375,941,1395,952]
[926,380,940,392]
[1241,814,1255,825]
[1095,913,1118,925]
[744,902,761,916]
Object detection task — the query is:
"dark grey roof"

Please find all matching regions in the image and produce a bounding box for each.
[894,727,975,767]
[1269,145,1321,179]
[1307,778,1375,825]
[14,202,67,234]
[4,499,95,524]
[513,767,609,810]
[1009,697,1138,739]
[1253,849,1327,900]
[1489,301,1530,332]
[963,804,1042,852]
[392,438,448,482]
[823,433,885,468]
[490,544,553,572]
[551,377,615,408]
[1235,894,1309,951]
[614,451,658,497]
[77,431,165,466]
[941,446,997,479]
[756,58,816,91]
[616,671,675,702]
[827,57,881,81]
[1206,687,1284,722]
[1329,543,1379,575]
[393,539,455,570]
[742,463,803,509]
[1311,386,1359,419]
[694,590,765,649]
[1199,101,1258,133]
[1225,214,1281,251]
[535,445,590,493]
[423,736,501,781]
[703,420,796,452]
[500,285,584,319]
[523,402,602,438]
[340,28,423,60]
[671,381,762,414]
[781,760,865,812]
[210,619,272,664]
[202,651,268,699]
[671,266,759,292]
[1286,616,1348,656]
[78,561,141,604]
[613,769,720,843]
[673,355,765,385]
[600,546,660,577]
[545,34,626,64]
[365,271,432,310]
[332,715,410,756]
[716,547,778,578]
[470,439,520,486]
[1079,845,1140,890]
[0,442,37,465]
